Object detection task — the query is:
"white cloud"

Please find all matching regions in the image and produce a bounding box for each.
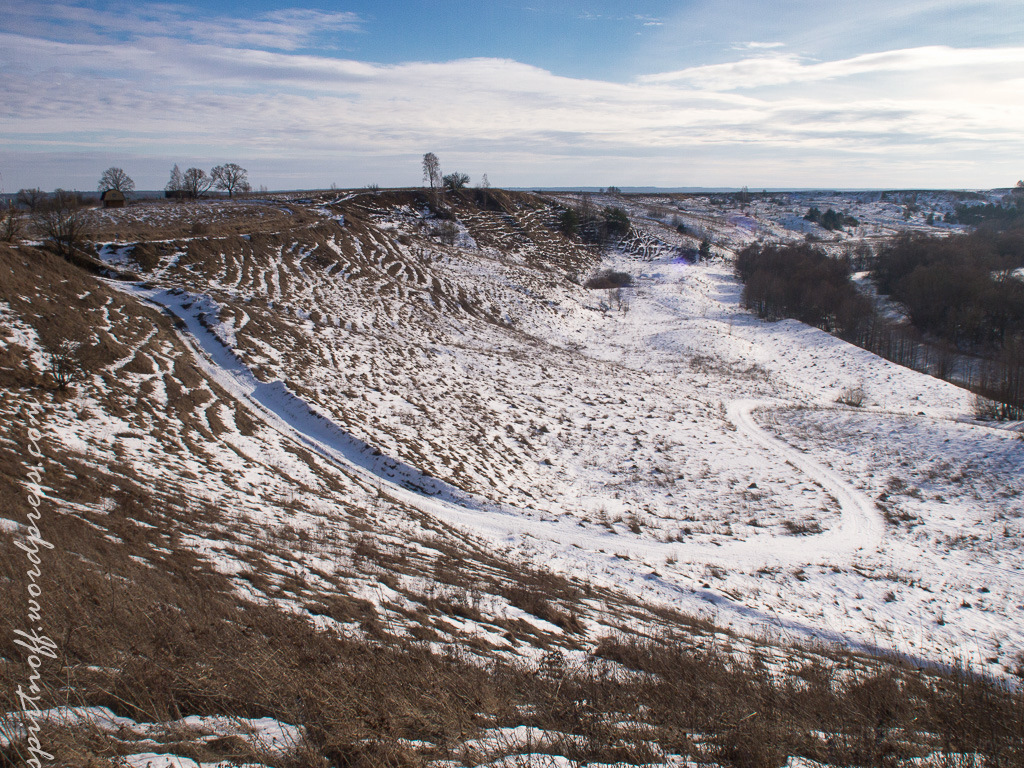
[0,2,364,50]
[640,45,1024,89]
[190,8,363,50]
[734,42,786,50]
[1,14,1021,189]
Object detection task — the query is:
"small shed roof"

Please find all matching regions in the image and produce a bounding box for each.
[101,189,126,201]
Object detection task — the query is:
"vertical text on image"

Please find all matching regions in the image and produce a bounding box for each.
[12,402,56,767]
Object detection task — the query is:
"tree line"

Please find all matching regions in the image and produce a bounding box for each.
[873,230,1024,350]
[735,243,871,335]
[11,163,252,208]
[945,182,1024,229]
[870,229,1024,415]
[735,231,1024,417]
[166,163,250,199]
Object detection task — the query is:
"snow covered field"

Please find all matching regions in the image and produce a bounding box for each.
[2,188,1022,766]
[82,190,1023,675]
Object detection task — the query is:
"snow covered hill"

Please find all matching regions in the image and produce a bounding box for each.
[1,188,1021,767]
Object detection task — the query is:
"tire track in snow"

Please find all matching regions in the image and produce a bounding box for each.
[102,274,901,655]
[725,399,885,564]
[119,281,885,576]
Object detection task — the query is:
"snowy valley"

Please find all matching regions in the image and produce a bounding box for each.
[1,187,1022,767]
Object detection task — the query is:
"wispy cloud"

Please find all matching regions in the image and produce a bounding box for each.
[1,4,1021,189]
[733,41,786,51]
[189,8,364,51]
[577,10,664,27]
[0,1,364,50]
[640,46,1024,89]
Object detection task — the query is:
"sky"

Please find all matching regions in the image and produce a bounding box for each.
[1,0,1023,191]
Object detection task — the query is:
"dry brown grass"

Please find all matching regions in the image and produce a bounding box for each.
[3,193,1024,768]
[593,635,1024,767]
[84,199,303,242]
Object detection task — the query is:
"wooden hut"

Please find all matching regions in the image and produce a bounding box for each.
[101,189,126,208]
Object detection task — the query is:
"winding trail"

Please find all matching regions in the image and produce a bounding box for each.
[725,399,885,564]
[88,204,1023,673]
[115,282,883,579]
[95,272,919,657]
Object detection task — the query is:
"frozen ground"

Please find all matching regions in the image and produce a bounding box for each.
[81,190,1024,677]
[3,188,1022,766]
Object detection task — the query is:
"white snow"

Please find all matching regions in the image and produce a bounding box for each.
[79,191,1024,675]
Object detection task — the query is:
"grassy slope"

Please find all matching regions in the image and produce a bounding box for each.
[0,193,1022,767]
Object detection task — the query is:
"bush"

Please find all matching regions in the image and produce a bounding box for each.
[559,208,580,237]
[442,172,469,191]
[45,338,95,390]
[33,190,89,258]
[602,206,630,237]
[836,386,866,407]
[434,220,458,245]
[563,203,631,245]
[584,270,632,290]
[805,206,859,231]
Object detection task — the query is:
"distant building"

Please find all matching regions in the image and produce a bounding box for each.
[101,189,126,208]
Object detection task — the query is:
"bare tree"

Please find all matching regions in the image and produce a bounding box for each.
[34,190,88,257]
[165,164,185,199]
[46,339,92,390]
[477,173,492,208]
[1,201,19,242]
[422,153,441,191]
[211,163,249,197]
[98,167,135,196]
[182,167,213,200]
[16,188,45,211]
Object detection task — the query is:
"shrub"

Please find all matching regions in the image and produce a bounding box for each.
[584,270,632,290]
[837,386,866,407]
[559,208,580,237]
[434,220,458,245]
[33,189,89,258]
[805,206,859,231]
[442,172,469,191]
[602,206,631,237]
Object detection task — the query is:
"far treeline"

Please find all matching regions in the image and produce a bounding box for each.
[736,225,1024,418]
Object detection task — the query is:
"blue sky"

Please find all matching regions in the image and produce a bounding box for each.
[1,1,1022,190]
